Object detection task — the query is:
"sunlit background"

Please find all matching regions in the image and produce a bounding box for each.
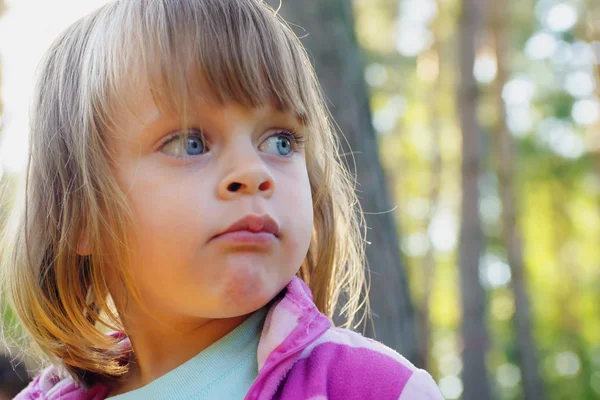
[0,0,112,178]
[354,0,600,398]
[1,0,600,399]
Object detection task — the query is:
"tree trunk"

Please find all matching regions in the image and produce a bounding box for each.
[457,0,494,398]
[266,0,421,365]
[490,1,547,399]
[420,0,444,372]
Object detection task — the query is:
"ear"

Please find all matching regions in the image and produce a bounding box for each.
[77,230,91,256]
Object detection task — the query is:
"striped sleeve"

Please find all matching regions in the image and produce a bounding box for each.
[278,327,444,399]
[398,368,445,400]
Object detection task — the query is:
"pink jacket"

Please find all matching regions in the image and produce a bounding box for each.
[16,277,444,399]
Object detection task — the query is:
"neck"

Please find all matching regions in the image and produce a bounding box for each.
[109,313,252,395]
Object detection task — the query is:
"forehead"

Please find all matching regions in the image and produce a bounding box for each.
[107,80,303,145]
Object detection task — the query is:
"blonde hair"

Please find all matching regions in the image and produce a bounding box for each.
[0,0,366,387]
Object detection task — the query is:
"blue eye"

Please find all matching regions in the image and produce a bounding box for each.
[185,136,205,156]
[261,134,294,156]
[162,130,206,158]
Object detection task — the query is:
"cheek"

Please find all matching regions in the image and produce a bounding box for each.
[118,174,215,288]
[126,169,211,234]
[286,166,314,254]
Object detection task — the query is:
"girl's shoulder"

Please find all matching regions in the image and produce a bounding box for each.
[283,326,445,399]
[252,276,443,399]
[14,365,109,400]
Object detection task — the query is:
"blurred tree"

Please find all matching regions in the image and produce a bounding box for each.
[456,0,493,398]
[419,0,444,372]
[265,0,422,365]
[490,0,547,398]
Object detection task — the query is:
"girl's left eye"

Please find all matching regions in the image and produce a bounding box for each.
[259,131,298,156]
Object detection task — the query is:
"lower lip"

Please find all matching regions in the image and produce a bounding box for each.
[212,230,277,246]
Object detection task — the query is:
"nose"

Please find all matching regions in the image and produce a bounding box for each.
[217,157,275,200]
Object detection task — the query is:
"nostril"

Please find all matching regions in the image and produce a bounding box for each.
[228,182,242,192]
[259,181,271,191]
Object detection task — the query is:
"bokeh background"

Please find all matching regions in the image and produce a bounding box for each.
[1,0,599,399]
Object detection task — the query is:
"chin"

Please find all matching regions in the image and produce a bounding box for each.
[220,277,276,314]
[216,264,294,315]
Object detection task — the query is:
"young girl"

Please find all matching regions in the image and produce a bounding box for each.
[2,0,443,398]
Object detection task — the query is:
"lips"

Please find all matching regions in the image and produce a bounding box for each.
[213,214,280,240]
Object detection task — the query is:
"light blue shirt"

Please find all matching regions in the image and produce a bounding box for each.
[108,307,267,399]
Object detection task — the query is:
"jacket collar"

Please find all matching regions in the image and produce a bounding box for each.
[246,276,331,400]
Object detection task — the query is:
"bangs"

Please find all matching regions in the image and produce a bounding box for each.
[92,0,313,129]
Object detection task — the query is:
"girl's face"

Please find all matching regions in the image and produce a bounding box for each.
[107,91,313,324]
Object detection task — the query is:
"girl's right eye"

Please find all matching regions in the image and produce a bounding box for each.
[160,129,207,158]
